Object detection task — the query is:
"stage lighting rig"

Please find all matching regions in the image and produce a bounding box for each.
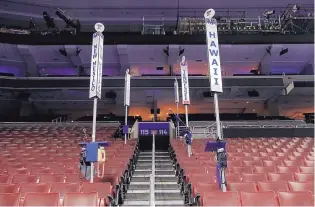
[263,10,275,19]
[43,11,56,28]
[55,8,81,32]
[292,4,301,13]
[29,18,36,29]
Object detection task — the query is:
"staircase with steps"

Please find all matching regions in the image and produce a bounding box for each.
[122,151,185,206]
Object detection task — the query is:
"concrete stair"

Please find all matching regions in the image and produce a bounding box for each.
[122,151,184,206]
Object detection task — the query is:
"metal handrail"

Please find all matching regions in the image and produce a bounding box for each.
[296,124,315,128]
[226,125,261,128]
[262,125,295,128]
[150,134,155,207]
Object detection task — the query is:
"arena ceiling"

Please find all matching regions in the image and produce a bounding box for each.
[0,43,313,77]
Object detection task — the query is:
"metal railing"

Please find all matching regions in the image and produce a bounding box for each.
[150,134,156,207]
[52,117,63,124]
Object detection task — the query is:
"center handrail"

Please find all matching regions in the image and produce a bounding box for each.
[150,133,156,207]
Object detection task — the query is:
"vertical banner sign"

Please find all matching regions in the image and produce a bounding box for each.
[204,9,223,93]
[89,31,104,99]
[174,79,179,103]
[124,69,131,106]
[180,57,190,105]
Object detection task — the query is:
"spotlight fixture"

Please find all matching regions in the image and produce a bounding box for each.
[280,48,288,56]
[43,11,56,28]
[179,48,185,56]
[292,4,301,13]
[29,18,36,29]
[55,8,81,32]
[163,47,169,57]
[263,10,275,19]
[266,46,272,55]
[59,48,67,56]
[76,48,81,56]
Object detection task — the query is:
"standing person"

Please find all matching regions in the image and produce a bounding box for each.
[79,147,92,180]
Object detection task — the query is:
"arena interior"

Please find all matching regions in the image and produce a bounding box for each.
[0,0,314,206]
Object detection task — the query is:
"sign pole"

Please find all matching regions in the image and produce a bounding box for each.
[89,23,105,183]
[124,69,131,144]
[180,56,191,157]
[174,78,179,138]
[204,9,223,139]
[204,9,225,192]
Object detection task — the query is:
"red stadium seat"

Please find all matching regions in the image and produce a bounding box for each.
[39,174,65,183]
[257,181,289,192]
[276,166,298,173]
[0,184,19,193]
[65,174,82,183]
[50,183,80,199]
[8,168,30,175]
[240,191,279,206]
[203,192,241,206]
[193,182,221,199]
[242,173,268,183]
[63,192,98,206]
[254,166,277,173]
[187,173,215,184]
[227,182,257,192]
[278,191,314,206]
[0,175,11,184]
[243,160,263,167]
[267,173,295,182]
[283,160,304,167]
[81,182,113,206]
[11,174,38,184]
[23,193,59,206]
[228,160,243,167]
[19,183,50,198]
[299,166,314,173]
[263,160,282,167]
[30,167,53,175]
[230,166,253,173]
[294,173,314,182]
[0,193,20,206]
[225,173,242,182]
[288,181,314,193]
[303,160,314,167]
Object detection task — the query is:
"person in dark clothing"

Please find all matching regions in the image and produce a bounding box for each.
[79,147,92,180]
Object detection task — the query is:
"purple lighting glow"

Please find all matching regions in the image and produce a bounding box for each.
[0,66,24,77]
[84,68,119,76]
[271,67,301,74]
[39,68,77,76]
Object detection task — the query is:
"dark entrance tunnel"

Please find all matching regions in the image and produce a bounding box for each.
[139,135,170,151]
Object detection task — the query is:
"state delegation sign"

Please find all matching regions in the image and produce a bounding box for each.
[205,17,223,93]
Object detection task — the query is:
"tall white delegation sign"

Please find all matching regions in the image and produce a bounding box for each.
[204,9,223,93]
[180,56,190,105]
[174,79,179,104]
[89,23,104,99]
[124,69,131,106]
[89,22,105,183]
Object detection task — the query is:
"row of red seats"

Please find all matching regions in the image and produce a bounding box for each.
[0,191,103,206]
[0,174,90,184]
[201,191,314,206]
[0,124,139,206]
[170,137,314,206]
[186,172,314,183]
[0,182,113,206]
[182,165,314,174]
